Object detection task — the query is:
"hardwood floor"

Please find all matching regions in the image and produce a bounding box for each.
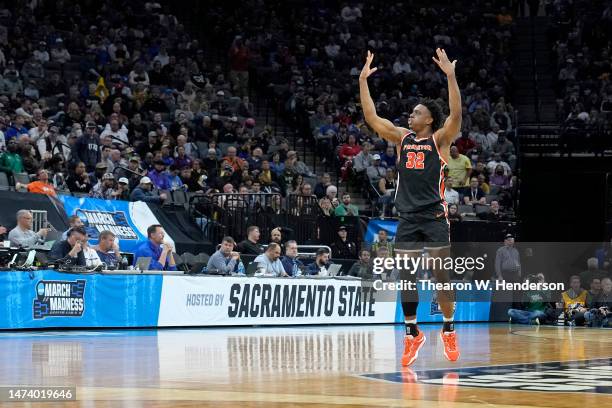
[0,324,609,407]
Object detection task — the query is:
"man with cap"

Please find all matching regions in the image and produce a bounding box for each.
[367,154,387,182]
[72,121,100,172]
[115,177,130,200]
[495,233,521,283]
[148,159,172,190]
[90,162,108,186]
[330,225,359,259]
[91,173,117,200]
[129,176,167,204]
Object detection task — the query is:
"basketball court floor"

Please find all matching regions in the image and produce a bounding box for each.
[0,323,609,407]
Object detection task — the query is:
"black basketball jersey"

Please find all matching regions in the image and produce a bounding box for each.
[395,132,447,213]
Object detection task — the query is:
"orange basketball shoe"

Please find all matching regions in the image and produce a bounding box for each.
[401,330,426,367]
[440,331,460,361]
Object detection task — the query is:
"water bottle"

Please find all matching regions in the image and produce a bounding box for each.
[237,261,246,275]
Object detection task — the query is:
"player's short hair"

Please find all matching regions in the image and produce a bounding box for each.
[419,98,444,132]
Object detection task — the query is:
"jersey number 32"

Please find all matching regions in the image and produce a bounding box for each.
[405,152,425,169]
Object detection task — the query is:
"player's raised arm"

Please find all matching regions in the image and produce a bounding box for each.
[359,51,406,144]
[432,48,462,147]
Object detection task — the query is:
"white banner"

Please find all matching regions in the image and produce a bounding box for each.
[157,276,401,326]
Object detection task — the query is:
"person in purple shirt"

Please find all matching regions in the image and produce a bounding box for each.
[147,160,172,190]
[174,145,192,169]
[133,224,177,271]
[489,164,510,188]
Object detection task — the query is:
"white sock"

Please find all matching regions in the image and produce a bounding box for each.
[405,318,417,325]
[443,316,454,322]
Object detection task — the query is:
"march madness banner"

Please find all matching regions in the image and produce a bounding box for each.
[58,195,174,253]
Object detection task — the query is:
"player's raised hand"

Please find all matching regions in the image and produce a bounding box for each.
[432,48,457,76]
[359,50,378,81]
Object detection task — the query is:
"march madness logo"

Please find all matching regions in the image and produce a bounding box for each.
[76,209,138,240]
[33,280,86,319]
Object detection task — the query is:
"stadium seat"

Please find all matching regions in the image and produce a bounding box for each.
[489,185,501,195]
[194,252,210,264]
[485,195,499,204]
[180,252,196,266]
[171,190,189,208]
[458,204,474,214]
[0,172,10,190]
[475,204,490,215]
[13,173,31,186]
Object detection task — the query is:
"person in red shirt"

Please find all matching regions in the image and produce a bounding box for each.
[455,131,476,156]
[338,134,362,181]
[17,169,57,197]
[228,36,250,96]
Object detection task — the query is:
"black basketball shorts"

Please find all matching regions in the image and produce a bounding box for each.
[395,202,450,251]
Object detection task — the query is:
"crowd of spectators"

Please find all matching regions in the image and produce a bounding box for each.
[215,0,520,217]
[550,0,612,144]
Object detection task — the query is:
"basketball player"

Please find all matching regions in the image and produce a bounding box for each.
[359,48,461,366]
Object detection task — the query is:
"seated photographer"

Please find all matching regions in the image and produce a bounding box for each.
[48,226,88,266]
[8,210,50,249]
[134,224,177,271]
[207,236,240,274]
[95,230,121,268]
[253,243,286,276]
[280,240,303,277]
[61,215,85,240]
[306,248,331,276]
[507,273,548,325]
[580,277,611,327]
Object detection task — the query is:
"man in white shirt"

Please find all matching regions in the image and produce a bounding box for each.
[444,177,460,205]
[253,243,286,277]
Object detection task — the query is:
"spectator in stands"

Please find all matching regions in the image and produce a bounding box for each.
[48,226,88,266]
[479,200,506,221]
[318,197,334,218]
[366,154,386,183]
[306,247,332,275]
[73,122,100,172]
[330,226,358,259]
[95,230,121,268]
[61,215,84,240]
[348,249,371,279]
[8,209,49,248]
[207,236,240,274]
[585,277,602,307]
[17,169,56,197]
[380,145,397,169]
[444,177,460,205]
[507,273,548,325]
[148,160,172,191]
[254,243,286,276]
[370,229,394,257]
[448,204,462,222]
[378,168,397,216]
[134,224,176,271]
[281,240,303,277]
[487,153,512,178]
[334,193,359,216]
[463,177,487,205]
[595,240,612,270]
[237,225,263,254]
[447,145,472,189]
[91,173,117,200]
[477,174,490,194]
[494,234,521,282]
[492,131,516,169]
[353,141,374,176]
[455,131,476,156]
[489,164,510,188]
[116,178,131,200]
[130,176,167,203]
[0,139,23,176]
[314,173,332,199]
[580,258,606,290]
[66,162,93,194]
